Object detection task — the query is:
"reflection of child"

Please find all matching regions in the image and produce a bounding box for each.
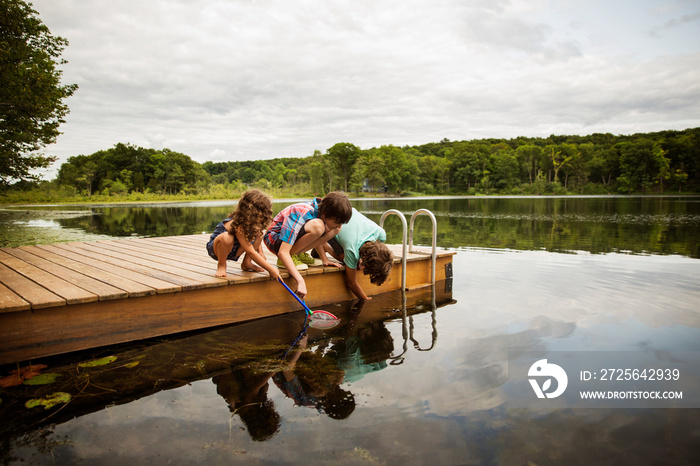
[206,189,282,281]
[317,208,393,300]
[213,369,280,442]
[263,192,352,299]
[272,334,355,419]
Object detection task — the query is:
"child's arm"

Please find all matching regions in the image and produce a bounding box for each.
[315,244,342,268]
[278,241,307,298]
[345,267,371,301]
[234,228,281,281]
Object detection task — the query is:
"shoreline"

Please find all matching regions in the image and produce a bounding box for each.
[2,192,699,208]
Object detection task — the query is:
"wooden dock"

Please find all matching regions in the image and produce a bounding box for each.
[0,234,454,365]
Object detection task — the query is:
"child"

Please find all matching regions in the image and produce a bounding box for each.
[316,207,393,301]
[206,189,281,282]
[263,191,352,299]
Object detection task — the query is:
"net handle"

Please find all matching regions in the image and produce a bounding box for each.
[277,277,313,316]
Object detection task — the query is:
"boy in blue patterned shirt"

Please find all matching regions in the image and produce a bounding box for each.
[264,191,352,299]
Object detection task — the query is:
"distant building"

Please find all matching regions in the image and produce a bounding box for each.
[361,178,388,193]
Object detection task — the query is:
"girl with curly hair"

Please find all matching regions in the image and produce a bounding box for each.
[207,189,281,280]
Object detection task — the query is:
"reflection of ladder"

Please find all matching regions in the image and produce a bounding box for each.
[379,209,437,290]
[381,209,439,364]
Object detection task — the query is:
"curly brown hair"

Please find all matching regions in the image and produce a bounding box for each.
[228,189,273,243]
[359,240,394,286]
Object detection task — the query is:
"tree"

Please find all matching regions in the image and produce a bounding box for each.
[488,149,519,191]
[546,144,574,184]
[616,139,670,193]
[515,144,541,185]
[451,142,489,191]
[352,151,385,193]
[0,0,78,185]
[326,142,360,191]
[370,145,418,193]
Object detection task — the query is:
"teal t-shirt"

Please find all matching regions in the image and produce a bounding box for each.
[335,208,386,270]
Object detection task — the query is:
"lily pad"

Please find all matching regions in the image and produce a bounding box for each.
[11,364,48,376]
[0,374,24,388]
[78,356,117,368]
[23,373,62,385]
[25,392,72,410]
[1,364,50,387]
[123,361,140,369]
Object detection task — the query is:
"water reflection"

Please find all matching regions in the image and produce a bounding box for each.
[3,196,699,257]
[0,286,449,458]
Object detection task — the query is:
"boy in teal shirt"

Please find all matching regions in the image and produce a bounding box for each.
[316,208,394,300]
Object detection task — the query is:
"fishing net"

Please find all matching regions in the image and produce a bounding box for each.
[307,310,341,329]
[277,278,341,330]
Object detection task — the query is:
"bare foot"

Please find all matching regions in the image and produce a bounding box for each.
[241,257,264,272]
[216,265,227,277]
[243,265,265,272]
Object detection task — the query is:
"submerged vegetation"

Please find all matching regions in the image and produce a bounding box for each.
[1,127,700,204]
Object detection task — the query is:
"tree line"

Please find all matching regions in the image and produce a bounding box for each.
[3,126,697,203]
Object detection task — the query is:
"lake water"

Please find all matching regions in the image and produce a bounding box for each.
[1,196,700,465]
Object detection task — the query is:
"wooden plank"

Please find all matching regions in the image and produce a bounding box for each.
[0,250,98,305]
[24,245,155,298]
[96,240,220,276]
[2,247,129,301]
[133,237,286,284]
[37,244,182,294]
[0,281,31,313]
[122,239,216,266]
[148,235,208,249]
[70,241,224,290]
[0,262,65,309]
[63,241,206,290]
[103,238,280,284]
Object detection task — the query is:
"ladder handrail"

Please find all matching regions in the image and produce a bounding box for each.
[381,208,440,361]
[409,209,437,286]
[379,209,407,292]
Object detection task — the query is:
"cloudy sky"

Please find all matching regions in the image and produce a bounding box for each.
[32,0,700,177]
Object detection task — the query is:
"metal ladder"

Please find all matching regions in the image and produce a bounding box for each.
[380,209,439,364]
[379,208,438,290]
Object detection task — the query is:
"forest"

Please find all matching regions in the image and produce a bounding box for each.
[2,127,699,204]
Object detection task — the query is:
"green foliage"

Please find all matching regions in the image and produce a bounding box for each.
[0,0,78,186]
[326,142,361,192]
[2,128,700,204]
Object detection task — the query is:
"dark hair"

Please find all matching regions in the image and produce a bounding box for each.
[359,241,393,286]
[318,385,356,420]
[318,191,352,224]
[228,189,273,243]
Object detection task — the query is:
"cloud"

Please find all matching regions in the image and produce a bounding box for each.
[28,0,700,176]
[649,11,700,36]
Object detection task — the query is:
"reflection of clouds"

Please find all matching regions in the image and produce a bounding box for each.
[455,249,700,332]
[356,247,699,418]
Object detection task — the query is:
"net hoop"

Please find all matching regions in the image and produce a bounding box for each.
[308,310,340,329]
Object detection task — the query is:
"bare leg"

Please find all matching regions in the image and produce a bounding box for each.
[290,218,339,255]
[322,242,344,262]
[212,233,234,277]
[240,236,265,272]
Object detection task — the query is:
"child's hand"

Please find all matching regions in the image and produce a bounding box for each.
[269,267,282,281]
[322,259,342,268]
[295,281,307,300]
